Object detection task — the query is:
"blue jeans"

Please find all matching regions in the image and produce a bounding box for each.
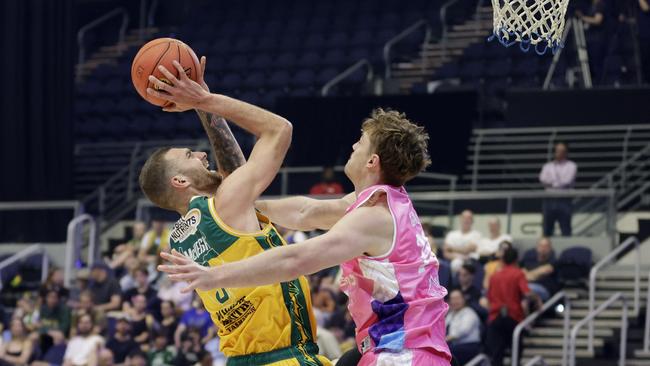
[529,283,550,302]
[543,198,572,236]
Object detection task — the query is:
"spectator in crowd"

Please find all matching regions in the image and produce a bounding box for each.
[0,318,34,366]
[98,348,114,366]
[63,314,104,366]
[148,331,176,366]
[118,257,141,293]
[311,278,337,327]
[124,294,153,347]
[539,142,577,236]
[453,263,482,306]
[71,291,105,336]
[157,275,192,312]
[106,317,139,365]
[422,223,440,257]
[110,221,147,270]
[41,268,69,301]
[521,237,558,301]
[125,350,147,366]
[88,263,122,313]
[138,220,170,267]
[577,0,608,81]
[173,329,208,366]
[478,217,512,260]
[309,166,344,195]
[444,210,482,273]
[173,296,213,348]
[68,269,90,309]
[155,301,179,347]
[639,0,650,84]
[316,325,342,362]
[14,293,40,333]
[483,241,513,290]
[445,290,481,365]
[486,247,542,366]
[37,288,71,353]
[122,265,160,317]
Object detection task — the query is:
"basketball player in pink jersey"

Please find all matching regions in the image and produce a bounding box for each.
[159,108,452,365]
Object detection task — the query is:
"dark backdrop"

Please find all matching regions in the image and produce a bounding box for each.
[0,0,75,241]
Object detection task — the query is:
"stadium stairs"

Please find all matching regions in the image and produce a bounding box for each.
[389,5,493,93]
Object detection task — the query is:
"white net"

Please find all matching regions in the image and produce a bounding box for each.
[490,0,570,54]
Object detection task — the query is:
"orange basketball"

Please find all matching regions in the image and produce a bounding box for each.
[131,38,201,107]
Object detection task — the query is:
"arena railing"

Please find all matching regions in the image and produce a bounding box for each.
[464,353,490,366]
[77,7,129,66]
[642,270,650,356]
[587,236,640,353]
[64,214,98,288]
[512,291,572,366]
[570,292,628,366]
[523,356,548,366]
[0,244,50,292]
[321,59,374,96]
[383,19,432,78]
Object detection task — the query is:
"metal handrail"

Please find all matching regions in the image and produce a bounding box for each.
[383,20,431,78]
[524,356,548,366]
[472,124,650,135]
[64,214,98,288]
[591,143,650,190]
[570,292,628,366]
[512,291,571,366]
[77,7,129,65]
[643,273,650,353]
[0,201,83,218]
[0,244,49,291]
[587,236,639,353]
[464,353,490,366]
[440,0,464,39]
[321,59,373,96]
[147,0,160,27]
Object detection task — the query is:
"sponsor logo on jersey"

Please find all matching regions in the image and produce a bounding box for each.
[215,297,256,332]
[181,237,212,262]
[171,208,201,242]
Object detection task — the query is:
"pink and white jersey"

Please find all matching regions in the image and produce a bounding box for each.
[340,184,451,364]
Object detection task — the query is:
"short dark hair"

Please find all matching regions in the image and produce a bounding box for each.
[127,349,146,361]
[461,262,476,275]
[139,147,173,209]
[503,247,519,265]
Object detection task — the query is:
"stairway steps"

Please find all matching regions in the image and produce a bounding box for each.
[633,349,650,358]
[529,327,613,337]
[596,281,648,290]
[568,308,632,319]
[626,359,650,366]
[541,318,629,328]
[522,348,593,358]
[506,356,564,366]
[523,337,603,347]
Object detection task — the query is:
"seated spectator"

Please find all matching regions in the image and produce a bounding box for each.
[148,331,176,366]
[106,317,139,364]
[41,268,70,301]
[309,167,344,195]
[89,263,122,313]
[157,275,192,312]
[98,348,114,366]
[124,295,153,347]
[478,217,512,260]
[311,278,337,327]
[445,290,481,365]
[109,221,146,271]
[138,220,170,267]
[172,329,208,366]
[31,343,67,366]
[37,288,71,354]
[444,210,482,273]
[452,262,487,320]
[119,257,141,293]
[0,317,33,366]
[14,293,40,333]
[63,314,104,366]
[155,301,179,347]
[122,265,160,318]
[316,326,342,361]
[521,237,558,301]
[173,296,213,348]
[71,291,106,336]
[483,241,513,290]
[486,247,542,366]
[125,350,147,366]
[68,269,91,309]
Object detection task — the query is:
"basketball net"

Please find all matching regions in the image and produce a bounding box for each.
[489,0,570,54]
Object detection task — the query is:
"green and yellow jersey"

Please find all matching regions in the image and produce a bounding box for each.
[169,196,329,365]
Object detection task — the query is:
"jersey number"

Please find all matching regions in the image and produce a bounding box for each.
[215,288,229,303]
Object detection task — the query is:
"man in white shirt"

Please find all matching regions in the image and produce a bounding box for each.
[444,210,482,273]
[63,314,104,366]
[478,217,513,259]
[539,142,577,236]
[445,290,481,364]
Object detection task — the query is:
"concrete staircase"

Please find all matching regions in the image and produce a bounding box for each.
[389,6,493,93]
[506,266,649,366]
[75,27,160,83]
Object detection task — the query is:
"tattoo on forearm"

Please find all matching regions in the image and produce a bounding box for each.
[196,110,246,175]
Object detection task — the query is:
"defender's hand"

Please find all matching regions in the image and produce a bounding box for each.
[147,59,211,111]
[158,249,217,293]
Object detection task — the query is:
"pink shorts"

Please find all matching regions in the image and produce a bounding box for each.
[359,349,451,366]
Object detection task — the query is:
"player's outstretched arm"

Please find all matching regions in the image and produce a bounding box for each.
[255,192,356,231]
[158,204,393,291]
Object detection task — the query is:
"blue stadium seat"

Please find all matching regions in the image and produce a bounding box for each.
[243,72,266,89]
[221,74,243,91]
[322,49,346,66]
[249,54,273,70]
[292,69,316,87]
[268,70,291,88]
[296,52,321,67]
[557,246,592,284]
[275,53,297,69]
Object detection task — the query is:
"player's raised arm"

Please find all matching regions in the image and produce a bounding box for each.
[255,193,356,231]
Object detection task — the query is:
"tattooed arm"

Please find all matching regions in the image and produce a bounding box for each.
[195,110,246,177]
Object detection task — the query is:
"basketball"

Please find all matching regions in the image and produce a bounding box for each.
[131,38,201,107]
